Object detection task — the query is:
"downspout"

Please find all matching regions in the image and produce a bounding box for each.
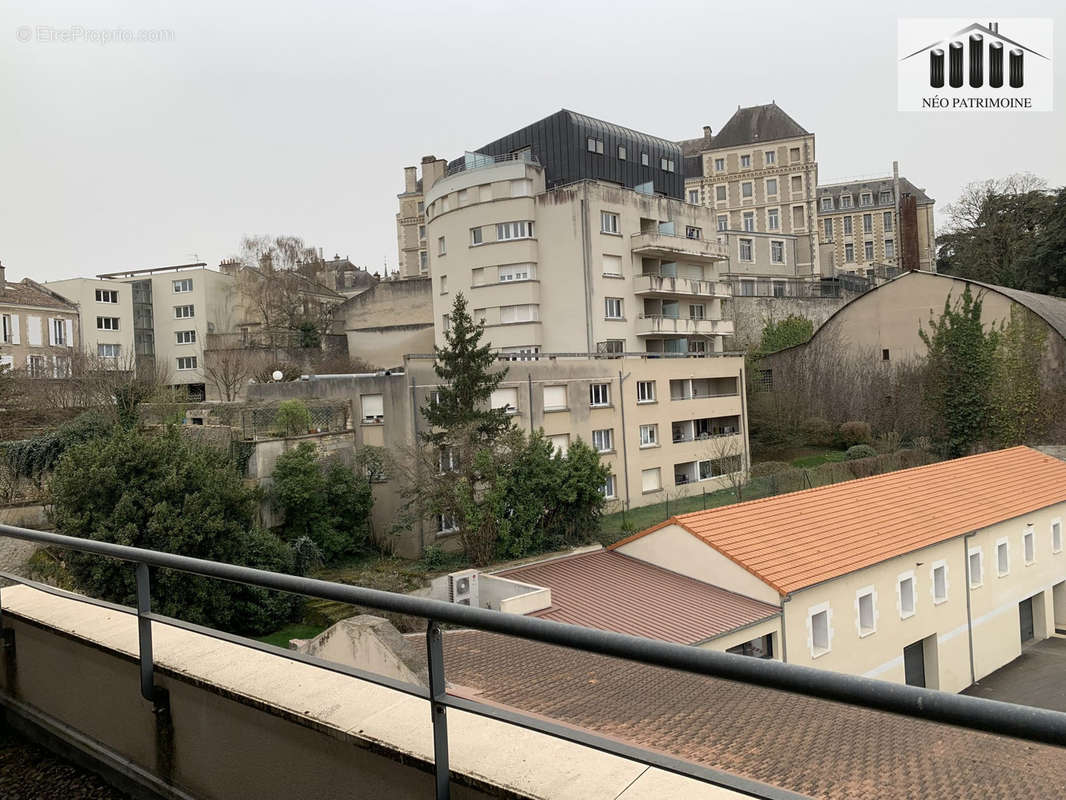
[580,183,595,353]
[406,355,425,556]
[963,531,977,685]
[779,594,790,663]
[527,372,534,434]
[618,369,631,511]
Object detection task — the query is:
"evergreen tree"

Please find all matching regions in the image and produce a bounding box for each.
[421,292,511,443]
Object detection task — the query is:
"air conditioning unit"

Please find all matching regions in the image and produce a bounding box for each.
[448,570,480,607]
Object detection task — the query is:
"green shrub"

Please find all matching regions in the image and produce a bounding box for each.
[750,461,791,477]
[845,444,878,461]
[838,421,872,448]
[272,400,311,437]
[799,417,835,448]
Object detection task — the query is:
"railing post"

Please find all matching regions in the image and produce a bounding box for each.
[426,620,450,800]
[135,563,168,712]
[0,580,14,655]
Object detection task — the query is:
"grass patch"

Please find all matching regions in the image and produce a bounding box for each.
[255,623,325,649]
[597,484,755,547]
[789,450,845,468]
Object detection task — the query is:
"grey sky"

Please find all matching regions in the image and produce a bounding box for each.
[3,0,1065,283]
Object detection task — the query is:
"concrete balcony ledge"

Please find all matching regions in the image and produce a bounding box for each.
[635,316,734,337]
[0,585,730,800]
[630,232,728,263]
[633,274,731,299]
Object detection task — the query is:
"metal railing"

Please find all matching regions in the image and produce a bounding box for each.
[1,523,1066,800]
[445,151,540,177]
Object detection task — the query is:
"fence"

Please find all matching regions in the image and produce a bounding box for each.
[239,403,350,440]
[1,522,1064,800]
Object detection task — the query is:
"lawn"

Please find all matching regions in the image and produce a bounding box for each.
[789,450,846,468]
[255,623,326,649]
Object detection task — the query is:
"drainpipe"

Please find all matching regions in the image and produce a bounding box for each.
[618,369,632,511]
[406,356,426,556]
[779,594,790,663]
[527,372,534,434]
[964,531,977,685]
[580,183,595,353]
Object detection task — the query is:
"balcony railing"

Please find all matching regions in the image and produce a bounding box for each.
[630,231,729,262]
[445,151,540,177]
[633,274,731,299]
[635,315,734,337]
[2,523,1065,800]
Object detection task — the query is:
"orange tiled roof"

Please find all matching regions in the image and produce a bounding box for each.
[611,447,1066,596]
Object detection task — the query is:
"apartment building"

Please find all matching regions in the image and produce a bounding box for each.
[43,277,135,364]
[97,264,236,401]
[423,142,733,356]
[817,168,936,275]
[246,352,748,559]
[681,103,821,278]
[0,264,80,378]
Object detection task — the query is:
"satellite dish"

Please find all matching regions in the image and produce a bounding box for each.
[272,370,283,382]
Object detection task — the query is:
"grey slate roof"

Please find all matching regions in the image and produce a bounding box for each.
[965,279,1066,342]
[711,103,809,148]
[817,176,935,210]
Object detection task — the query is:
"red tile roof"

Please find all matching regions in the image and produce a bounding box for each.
[441,631,1066,800]
[498,549,778,644]
[612,447,1066,596]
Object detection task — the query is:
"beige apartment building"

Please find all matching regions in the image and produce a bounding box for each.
[247,353,749,559]
[817,169,936,276]
[395,157,447,279]
[681,104,821,278]
[423,157,733,357]
[0,264,80,378]
[43,277,135,364]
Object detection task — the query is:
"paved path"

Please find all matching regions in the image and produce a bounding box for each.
[962,636,1066,712]
[0,538,36,585]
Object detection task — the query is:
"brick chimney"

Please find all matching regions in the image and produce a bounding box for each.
[703,125,712,143]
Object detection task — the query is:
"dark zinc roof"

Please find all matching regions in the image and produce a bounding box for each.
[710,103,809,149]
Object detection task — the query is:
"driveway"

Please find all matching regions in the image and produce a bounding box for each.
[962,636,1066,712]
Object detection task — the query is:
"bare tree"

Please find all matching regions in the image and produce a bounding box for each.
[702,432,747,502]
[204,347,257,402]
[941,173,1048,235]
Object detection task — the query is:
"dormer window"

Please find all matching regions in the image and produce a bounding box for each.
[860,192,873,207]
[840,194,853,209]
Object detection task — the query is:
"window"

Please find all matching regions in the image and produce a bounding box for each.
[592,428,613,453]
[417,201,424,214]
[764,150,776,165]
[95,316,119,331]
[440,275,448,293]
[742,211,754,231]
[549,434,570,457]
[602,474,616,499]
[27,355,47,377]
[587,137,604,154]
[860,192,873,207]
[883,211,893,231]
[436,514,457,534]
[660,158,675,172]
[176,356,198,371]
[510,178,532,197]
[740,154,751,168]
[685,226,702,240]
[997,538,1010,576]
[419,251,428,272]
[770,241,785,264]
[898,573,916,618]
[636,380,655,403]
[879,190,892,204]
[442,313,450,332]
[641,152,649,166]
[882,348,891,362]
[543,385,567,411]
[618,145,627,160]
[844,244,855,262]
[739,279,755,296]
[864,241,874,261]
[95,289,118,303]
[739,239,753,262]
[791,175,803,195]
[51,319,67,346]
[862,214,873,234]
[789,146,801,163]
[97,343,120,358]
[176,330,196,344]
[359,393,384,424]
[715,185,727,202]
[641,467,662,493]
[590,383,610,407]
[458,189,469,206]
[438,236,446,255]
[688,303,705,320]
[438,446,460,473]
[823,219,833,239]
[604,297,623,319]
[174,305,194,319]
[601,212,619,234]
[772,281,786,298]
[856,588,876,637]
[0,314,12,344]
[932,562,948,604]
[500,304,538,323]
[809,605,831,657]
[639,424,658,447]
[767,207,780,230]
[716,214,727,232]
[498,263,534,282]
[490,387,518,415]
[840,194,853,209]
[1024,527,1035,564]
[470,227,483,245]
[885,240,895,259]
[173,278,193,293]
[792,206,805,229]
[1053,519,1063,553]
[968,548,984,587]
[418,225,426,239]
[713,157,724,172]
[766,177,778,196]
[820,197,834,211]
[688,189,699,204]
[602,255,623,277]
[741,182,753,199]
[497,221,534,240]
[843,216,853,235]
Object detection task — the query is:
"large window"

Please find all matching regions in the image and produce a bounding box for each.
[741,182,753,199]
[176,356,198,371]
[713,157,724,171]
[742,211,754,231]
[97,316,120,330]
[498,263,534,282]
[641,467,662,493]
[470,227,483,245]
[173,278,193,293]
[688,189,699,204]
[618,146,627,161]
[766,177,778,196]
[543,385,567,411]
[602,474,616,499]
[843,216,853,235]
[97,343,121,358]
[176,330,196,344]
[589,383,610,407]
[740,154,751,168]
[863,213,873,234]
[739,239,753,262]
[770,241,785,264]
[715,185,727,202]
[883,211,893,231]
[587,137,604,154]
[767,207,780,230]
[549,434,569,457]
[824,219,833,239]
[592,428,613,453]
[844,243,855,263]
[95,289,118,303]
[764,150,776,165]
[820,197,834,211]
[885,240,895,259]
[500,304,539,324]
[636,380,655,403]
[639,424,658,447]
[840,194,853,209]
[602,255,623,277]
[51,319,67,346]
[864,241,874,261]
[716,214,727,232]
[496,221,534,240]
[660,158,675,173]
[490,387,518,414]
[604,297,623,319]
[361,393,384,423]
[174,305,194,319]
[601,212,619,234]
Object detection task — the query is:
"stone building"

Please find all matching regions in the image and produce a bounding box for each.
[0,263,80,378]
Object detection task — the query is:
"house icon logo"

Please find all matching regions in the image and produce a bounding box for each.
[898,19,1053,112]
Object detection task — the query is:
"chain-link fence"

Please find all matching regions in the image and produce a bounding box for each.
[239,403,350,440]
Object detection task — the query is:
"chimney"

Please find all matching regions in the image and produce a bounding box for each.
[703,125,712,140]
[0,260,5,292]
[403,165,418,194]
[990,21,999,34]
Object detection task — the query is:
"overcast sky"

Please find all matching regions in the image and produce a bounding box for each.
[3,0,1065,283]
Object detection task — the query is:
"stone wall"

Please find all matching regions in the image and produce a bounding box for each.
[729,295,850,349]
